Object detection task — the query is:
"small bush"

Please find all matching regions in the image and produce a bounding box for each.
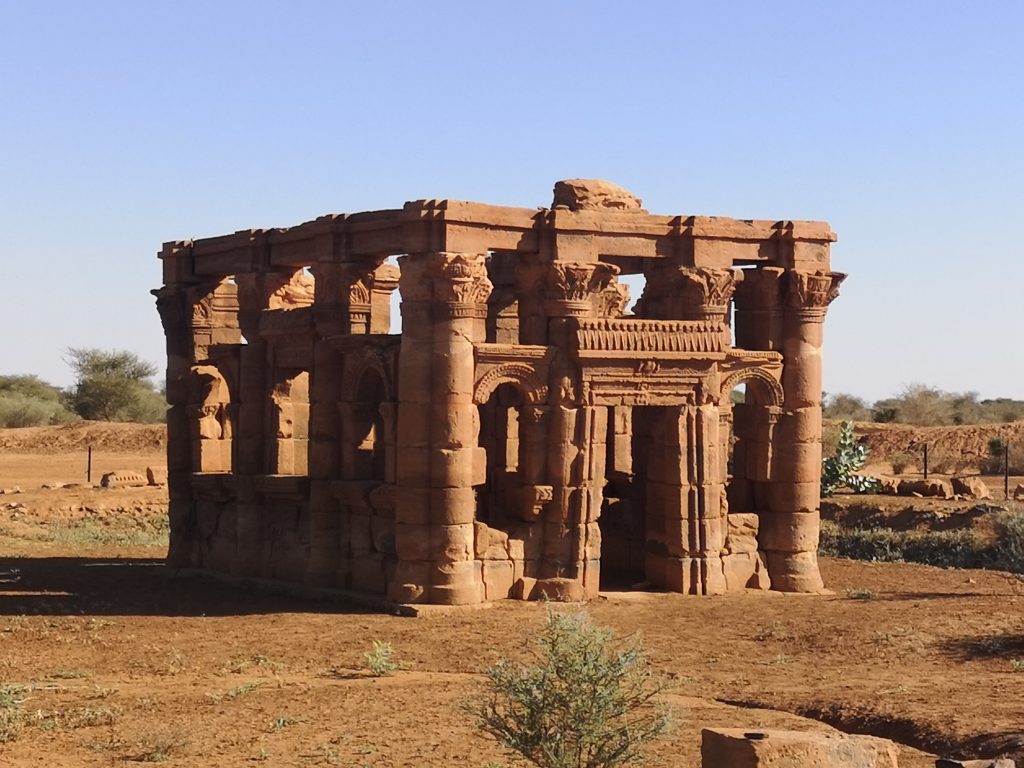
[846,588,875,600]
[474,609,669,768]
[0,684,27,742]
[888,451,916,475]
[991,511,1024,574]
[985,439,1024,475]
[364,640,407,677]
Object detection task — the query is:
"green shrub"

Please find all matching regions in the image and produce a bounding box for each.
[474,609,669,768]
[0,684,27,743]
[990,511,1024,574]
[363,640,407,676]
[821,422,881,497]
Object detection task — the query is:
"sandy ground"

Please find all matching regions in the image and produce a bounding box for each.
[2,423,1023,766]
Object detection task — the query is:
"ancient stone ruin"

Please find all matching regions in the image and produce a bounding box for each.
[153,179,844,605]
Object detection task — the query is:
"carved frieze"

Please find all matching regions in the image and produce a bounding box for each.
[572,318,726,358]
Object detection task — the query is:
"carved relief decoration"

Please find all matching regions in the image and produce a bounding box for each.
[473,362,549,406]
[593,280,630,318]
[268,270,316,310]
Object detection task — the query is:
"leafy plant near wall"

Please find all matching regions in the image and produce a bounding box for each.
[821,421,881,497]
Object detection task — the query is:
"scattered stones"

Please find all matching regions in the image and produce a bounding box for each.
[0,487,22,495]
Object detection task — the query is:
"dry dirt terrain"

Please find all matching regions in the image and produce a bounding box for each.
[2,423,1023,767]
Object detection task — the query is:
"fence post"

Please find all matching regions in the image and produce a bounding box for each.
[87,445,92,484]
[923,443,929,481]
[1006,444,1011,501]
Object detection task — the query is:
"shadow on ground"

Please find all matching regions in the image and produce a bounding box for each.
[0,557,371,617]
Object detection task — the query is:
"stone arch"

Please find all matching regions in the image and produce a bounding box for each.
[720,367,784,408]
[473,363,548,406]
[341,349,393,404]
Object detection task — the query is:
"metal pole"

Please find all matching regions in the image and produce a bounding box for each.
[1006,444,1011,501]
[87,445,92,484]
[923,444,929,481]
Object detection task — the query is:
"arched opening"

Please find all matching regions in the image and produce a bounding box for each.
[724,375,779,516]
[269,370,309,475]
[476,382,523,526]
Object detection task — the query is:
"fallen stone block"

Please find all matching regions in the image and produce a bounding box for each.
[936,759,1016,768]
[100,471,148,489]
[701,727,899,768]
[0,487,22,495]
[1014,483,1024,501]
[898,479,955,499]
[951,477,992,500]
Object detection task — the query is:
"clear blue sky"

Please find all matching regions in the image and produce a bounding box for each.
[1,1,1020,402]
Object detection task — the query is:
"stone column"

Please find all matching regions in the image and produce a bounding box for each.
[541,262,618,596]
[650,403,726,595]
[391,253,492,605]
[153,285,195,568]
[761,270,845,592]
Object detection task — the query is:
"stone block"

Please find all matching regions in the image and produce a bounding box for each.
[100,471,148,488]
[482,559,515,601]
[726,513,759,554]
[951,476,991,500]
[531,577,586,602]
[701,727,899,768]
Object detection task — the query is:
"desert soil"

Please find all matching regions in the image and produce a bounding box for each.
[2,423,1023,767]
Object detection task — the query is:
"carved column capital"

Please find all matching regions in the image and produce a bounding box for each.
[678,267,736,319]
[637,266,735,322]
[544,262,620,317]
[152,286,187,333]
[784,270,846,320]
[398,253,492,319]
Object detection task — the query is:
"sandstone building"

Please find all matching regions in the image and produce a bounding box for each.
[154,180,844,605]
